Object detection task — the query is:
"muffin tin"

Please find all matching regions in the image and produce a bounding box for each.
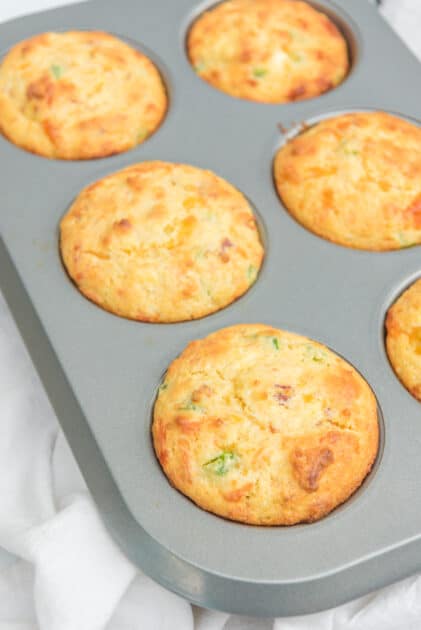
[0,0,420,618]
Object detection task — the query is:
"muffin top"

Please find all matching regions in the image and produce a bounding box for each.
[153,324,379,525]
[187,0,349,103]
[0,31,167,159]
[386,278,421,402]
[60,162,264,322]
[274,111,421,251]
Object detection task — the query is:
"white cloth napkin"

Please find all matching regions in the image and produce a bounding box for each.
[1,2,421,629]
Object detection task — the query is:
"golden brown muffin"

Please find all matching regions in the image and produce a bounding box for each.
[152,324,379,525]
[386,278,421,402]
[274,111,421,251]
[60,162,264,322]
[0,31,167,159]
[187,0,349,104]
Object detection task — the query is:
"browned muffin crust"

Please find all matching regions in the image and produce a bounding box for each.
[153,324,379,525]
[0,31,167,159]
[188,0,349,103]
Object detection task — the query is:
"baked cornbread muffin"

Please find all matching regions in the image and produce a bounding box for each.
[386,278,421,402]
[0,31,167,159]
[60,162,264,322]
[153,324,379,525]
[187,0,349,104]
[274,112,421,251]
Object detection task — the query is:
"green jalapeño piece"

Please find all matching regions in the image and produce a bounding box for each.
[203,451,239,475]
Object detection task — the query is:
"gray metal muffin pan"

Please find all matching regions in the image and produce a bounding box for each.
[1,0,421,618]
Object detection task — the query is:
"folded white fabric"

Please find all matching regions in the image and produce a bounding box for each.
[380,0,421,59]
[0,2,420,630]
[0,291,193,630]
